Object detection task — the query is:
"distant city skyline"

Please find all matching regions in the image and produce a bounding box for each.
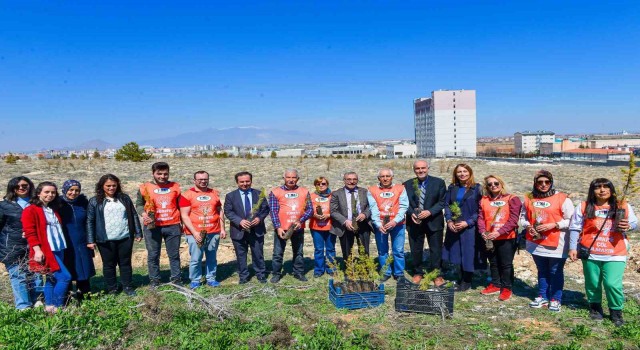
[1,1,638,152]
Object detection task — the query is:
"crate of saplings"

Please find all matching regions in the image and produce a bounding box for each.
[328,247,390,310]
[395,269,454,317]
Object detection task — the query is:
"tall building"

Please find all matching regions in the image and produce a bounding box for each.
[414,90,476,158]
[514,131,555,154]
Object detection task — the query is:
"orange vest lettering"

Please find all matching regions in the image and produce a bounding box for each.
[524,192,567,248]
[181,188,222,234]
[140,182,181,226]
[310,192,332,231]
[368,184,405,223]
[579,202,628,256]
[272,187,309,230]
[480,194,516,240]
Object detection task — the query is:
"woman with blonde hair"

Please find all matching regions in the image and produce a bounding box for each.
[310,176,335,277]
[477,175,522,301]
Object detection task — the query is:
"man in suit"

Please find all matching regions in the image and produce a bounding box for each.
[224,171,270,284]
[403,160,446,283]
[330,172,372,262]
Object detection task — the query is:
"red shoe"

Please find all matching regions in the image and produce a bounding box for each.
[480,283,500,295]
[499,288,512,301]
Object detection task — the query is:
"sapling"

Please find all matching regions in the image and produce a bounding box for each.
[142,187,156,230]
[616,152,640,229]
[244,188,267,232]
[412,178,423,224]
[197,206,209,248]
[449,202,462,221]
[485,205,503,251]
[525,192,543,240]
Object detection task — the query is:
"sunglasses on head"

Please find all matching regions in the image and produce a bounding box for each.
[486,181,500,187]
[536,180,551,185]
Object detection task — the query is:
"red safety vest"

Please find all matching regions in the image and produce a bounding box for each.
[310,192,332,231]
[139,182,182,226]
[579,201,629,256]
[480,194,516,240]
[523,192,567,248]
[181,188,222,234]
[368,184,405,224]
[272,186,309,230]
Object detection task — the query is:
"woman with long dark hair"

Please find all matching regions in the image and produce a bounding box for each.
[443,163,484,292]
[521,170,574,312]
[0,176,39,309]
[59,180,95,301]
[22,181,72,313]
[569,178,637,326]
[86,174,142,296]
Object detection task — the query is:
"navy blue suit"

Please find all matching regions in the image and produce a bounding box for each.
[224,188,270,282]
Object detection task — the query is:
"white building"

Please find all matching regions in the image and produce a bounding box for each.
[414,90,477,158]
[386,143,417,159]
[514,131,555,154]
[315,145,377,157]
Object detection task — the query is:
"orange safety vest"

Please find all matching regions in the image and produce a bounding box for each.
[579,201,629,256]
[523,192,567,248]
[480,194,516,240]
[181,188,222,234]
[139,182,181,226]
[368,184,405,224]
[272,186,309,230]
[310,192,332,231]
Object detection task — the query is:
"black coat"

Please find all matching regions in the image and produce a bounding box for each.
[59,195,96,281]
[86,194,142,244]
[403,176,446,232]
[0,200,28,266]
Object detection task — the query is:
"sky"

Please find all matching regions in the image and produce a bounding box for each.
[1,1,639,152]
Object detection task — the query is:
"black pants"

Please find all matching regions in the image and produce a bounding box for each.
[339,229,371,261]
[144,224,182,282]
[407,224,443,275]
[487,238,516,289]
[271,229,304,277]
[97,237,134,291]
[232,233,266,281]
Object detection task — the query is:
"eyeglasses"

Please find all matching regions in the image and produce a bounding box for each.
[536,180,551,185]
[195,179,209,182]
[17,184,30,189]
[379,175,392,178]
[344,178,358,182]
[486,182,500,187]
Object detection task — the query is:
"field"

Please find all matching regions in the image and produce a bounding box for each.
[1,157,640,349]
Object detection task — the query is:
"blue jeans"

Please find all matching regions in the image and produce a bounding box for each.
[5,262,39,310]
[186,234,220,283]
[374,224,406,277]
[310,230,336,275]
[44,251,72,307]
[532,254,566,302]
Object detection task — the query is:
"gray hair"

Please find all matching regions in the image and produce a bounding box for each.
[413,159,429,168]
[343,171,358,180]
[377,168,393,177]
[283,168,299,178]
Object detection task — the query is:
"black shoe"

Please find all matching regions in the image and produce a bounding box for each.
[107,288,119,295]
[123,287,137,296]
[170,278,182,285]
[589,303,604,321]
[610,309,624,327]
[313,273,323,278]
[258,278,267,284]
[239,279,249,285]
[294,274,308,282]
[393,275,401,281]
[149,280,161,289]
[380,274,392,283]
[455,282,471,292]
[270,275,281,284]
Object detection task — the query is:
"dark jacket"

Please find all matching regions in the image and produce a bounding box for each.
[403,176,446,232]
[59,195,96,281]
[87,193,142,244]
[0,200,29,266]
[224,188,270,241]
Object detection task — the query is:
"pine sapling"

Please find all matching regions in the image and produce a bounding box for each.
[616,152,640,228]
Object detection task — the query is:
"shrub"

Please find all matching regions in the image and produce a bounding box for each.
[114,142,151,162]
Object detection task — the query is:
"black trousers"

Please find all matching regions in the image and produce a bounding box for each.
[97,237,134,291]
[232,233,266,281]
[271,230,304,277]
[487,238,516,289]
[407,224,443,275]
[339,229,371,261]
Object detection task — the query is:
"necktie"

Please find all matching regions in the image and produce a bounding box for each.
[244,191,251,218]
[418,182,425,210]
[350,191,357,219]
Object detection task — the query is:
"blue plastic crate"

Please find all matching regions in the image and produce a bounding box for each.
[328,279,385,310]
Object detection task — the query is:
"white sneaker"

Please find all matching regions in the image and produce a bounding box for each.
[529,296,549,308]
[548,300,561,312]
[34,301,44,308]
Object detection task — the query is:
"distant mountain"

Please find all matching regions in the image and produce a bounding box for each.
[74,139,116,150]
[137,126,351,148]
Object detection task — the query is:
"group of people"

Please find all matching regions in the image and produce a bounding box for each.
[0,161,636,326]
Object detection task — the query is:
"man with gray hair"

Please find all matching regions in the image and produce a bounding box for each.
[268,169,313,283]
[367,168,409,282]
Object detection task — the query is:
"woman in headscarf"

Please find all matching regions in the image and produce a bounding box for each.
[309,176,335,277]
[520,170,574,312]
[59,180,95,301]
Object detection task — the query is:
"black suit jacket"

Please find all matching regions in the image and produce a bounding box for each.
[403,176,446,232]
[224,188,270,240]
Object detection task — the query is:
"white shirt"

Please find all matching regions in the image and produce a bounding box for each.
[44,207,66,252]
[104,198,129,241]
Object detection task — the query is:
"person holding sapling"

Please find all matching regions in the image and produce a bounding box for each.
[179,171,226,289]
[477,175,522,301]
[268,168,313,283]
[367,168,409,282]
[443,163,484,292]
[403,160,446,284]
[520,170,574,312]
[225,171,270,284]
[329,171,372,262]
[87,174,142,296]
[309,176,335,278]
[568,178,637,326]
[136,162,182,287]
